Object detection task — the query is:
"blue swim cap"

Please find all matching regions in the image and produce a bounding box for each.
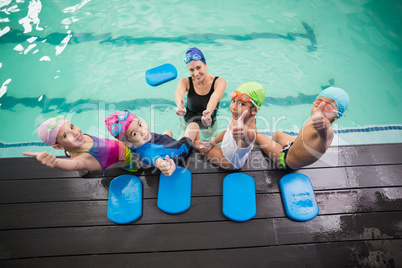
[185,47,206,64]
[316,87,349,118]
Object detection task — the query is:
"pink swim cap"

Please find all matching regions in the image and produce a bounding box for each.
[105,110,136,141]
[38,116,68,146]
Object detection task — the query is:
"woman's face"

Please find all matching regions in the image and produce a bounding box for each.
[187,60,207,82]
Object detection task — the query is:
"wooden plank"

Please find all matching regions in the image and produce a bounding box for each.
[0,157,164,180]
[0,177,110,204]
[1,165,402,204]
[0,212,400,260]
[1,240,400,268]
[187,143,402,172]
[300,164,402,191]
[274,212,402,245]
[99,164,402,194]
[1,187,401,230]
[0,157,78,180]
[3,143,402,180]
[315,187,402,215]
[308,143,402,168]
[0,170,278,204]
[0,220,276,260]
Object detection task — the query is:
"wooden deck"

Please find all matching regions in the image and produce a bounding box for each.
[0,143,401,267]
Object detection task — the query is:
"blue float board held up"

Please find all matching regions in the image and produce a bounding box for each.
[145,63,177,86]
[158,166,192,214]
[223,173,256,222]
[279,173,319,222]
[107,175,143,224]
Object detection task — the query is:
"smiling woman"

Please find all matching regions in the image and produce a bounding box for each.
[175,47,227,134]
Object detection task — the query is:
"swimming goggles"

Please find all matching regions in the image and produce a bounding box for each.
[184,54,205,64]
[47,115,65,142]
[48,115,65,129]
[231,91,251,102]
[313,99,338,114]
[111,110,129,137]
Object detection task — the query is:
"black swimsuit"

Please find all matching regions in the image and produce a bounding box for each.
[184,76,220,129]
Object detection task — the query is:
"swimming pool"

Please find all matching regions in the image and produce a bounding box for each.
[1,0,401,158]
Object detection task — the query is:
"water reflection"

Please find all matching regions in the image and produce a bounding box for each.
[18,0,43,33]
[1,22,317,51]
[0,89,327,114]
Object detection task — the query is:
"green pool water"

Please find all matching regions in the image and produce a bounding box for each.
[0,0,401,157]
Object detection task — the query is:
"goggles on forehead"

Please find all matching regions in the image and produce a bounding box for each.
[48,115,65,129]
[184,54,205,64]
[313,99,339,114]
[230,91,251,102]
[47,115,66,143]
[111,110,129,137]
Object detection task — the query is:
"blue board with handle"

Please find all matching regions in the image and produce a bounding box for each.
[279,173,319,221]
[145,63,177,86]
[157,166,192,214]
[107,175,143,224]
[222,173,256,222]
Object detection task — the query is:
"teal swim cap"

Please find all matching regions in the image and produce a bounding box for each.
[235,82,265,110]
[317,87,349,118]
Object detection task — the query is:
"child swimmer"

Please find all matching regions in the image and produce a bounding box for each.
[256,86,350,171]
[23,116,136,176]
[196,82,265,170]
[105,111,200,177]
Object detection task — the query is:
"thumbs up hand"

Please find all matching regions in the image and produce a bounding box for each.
[232,110,248,141]
[158,155,176,177]
[201,110,212,127]
[176,99,187,116]
[23,152,58,168]
[312,102,330,131]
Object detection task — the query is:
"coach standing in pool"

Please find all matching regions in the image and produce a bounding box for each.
[175,47,226,136]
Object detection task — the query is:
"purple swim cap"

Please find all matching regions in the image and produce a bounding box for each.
[185,47,206,64]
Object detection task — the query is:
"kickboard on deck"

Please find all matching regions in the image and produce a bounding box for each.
[145,63,177,86]
[223,173,256,222]
[107,175,143,224]
[157,166,192,214]
[279,173,319,221]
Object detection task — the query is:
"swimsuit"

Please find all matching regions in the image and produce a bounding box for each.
[221,126,256,169]
[130,133,192,166]
[69,134,136,171]
[184,76,220,129]
[279,142,298,172]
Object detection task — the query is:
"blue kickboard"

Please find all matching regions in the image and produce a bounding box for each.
[223,173,256,222]
[279,173,319,222]
[157,166,192,214]
[107,175,142,224]
[145,63,177,86]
